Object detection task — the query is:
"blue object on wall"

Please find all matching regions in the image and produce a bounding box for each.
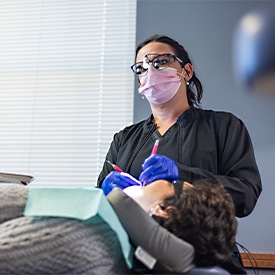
[233,5,275,95]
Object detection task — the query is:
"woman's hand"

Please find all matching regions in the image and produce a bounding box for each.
[101,171,141,195]
[139,154,179,185]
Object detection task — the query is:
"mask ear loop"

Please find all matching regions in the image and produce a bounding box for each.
[177,68,190,86]
[182,67,190,86]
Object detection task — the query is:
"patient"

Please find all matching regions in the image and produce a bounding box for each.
[0,179,236,274]
[107,178,237,273]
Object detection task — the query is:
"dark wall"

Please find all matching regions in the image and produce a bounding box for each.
[134,0,275,253]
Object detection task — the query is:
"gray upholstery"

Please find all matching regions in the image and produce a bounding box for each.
[0,183,28,223]
[0,183,127,274]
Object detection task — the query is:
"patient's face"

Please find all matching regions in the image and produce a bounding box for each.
[123,185,143,198]
[123,180,176,214]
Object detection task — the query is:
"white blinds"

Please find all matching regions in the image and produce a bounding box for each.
[0,0,136,187]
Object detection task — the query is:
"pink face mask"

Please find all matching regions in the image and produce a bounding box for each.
[138,67,181,104]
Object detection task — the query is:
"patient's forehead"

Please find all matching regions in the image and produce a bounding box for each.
[123,185,143,198]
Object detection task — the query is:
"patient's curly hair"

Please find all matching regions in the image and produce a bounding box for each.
[159,179,237,267]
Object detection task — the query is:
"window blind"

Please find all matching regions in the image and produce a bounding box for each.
[0,0,136,187]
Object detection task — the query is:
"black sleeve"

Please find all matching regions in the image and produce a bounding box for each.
[97,132,121,188]
[177,116,262,218]
[107,188,195,273]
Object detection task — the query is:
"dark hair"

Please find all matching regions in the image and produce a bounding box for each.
[136,34,203,107]
[158,179,237,267]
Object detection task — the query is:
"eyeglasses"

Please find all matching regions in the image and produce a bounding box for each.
[131,53,183,76]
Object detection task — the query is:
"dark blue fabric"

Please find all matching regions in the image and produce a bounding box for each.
[185,266,230,275]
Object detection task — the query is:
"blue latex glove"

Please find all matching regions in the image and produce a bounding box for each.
[139,154,179,185]
[101,171,142,195]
